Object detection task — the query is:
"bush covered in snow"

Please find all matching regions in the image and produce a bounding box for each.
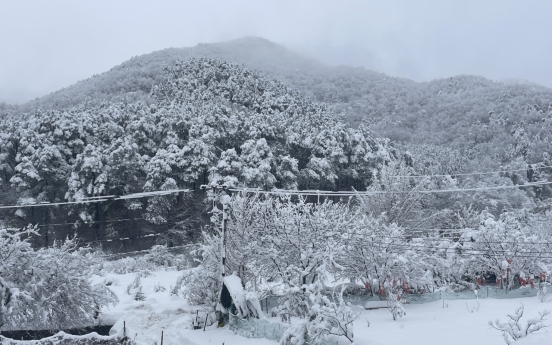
[143,245,184,268]
[0,226,118,332]
[103,245,189,274]
[126,274,143,295]
[279,281,359,344]
[537,281,550,303]
[277,286,310,323]
[104,256,156,275]
[176,233,222,313]
[384,280,406,321]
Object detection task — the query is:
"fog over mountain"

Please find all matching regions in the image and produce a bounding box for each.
[3,0,552,106]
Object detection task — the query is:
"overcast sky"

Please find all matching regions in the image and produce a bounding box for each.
[1,0,551,104]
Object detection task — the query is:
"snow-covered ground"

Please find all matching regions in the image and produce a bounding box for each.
[357,297,550,345]
[95,270,552,345]
[94,270,276,345]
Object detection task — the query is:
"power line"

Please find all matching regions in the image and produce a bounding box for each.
[229,180,552,196]
[82,232,160,244]
[36,218,145,227]
[357,242,552,258]
[1,179,551,210]
[383,236,552,245]
[101,244,195,258]
[361,239,552,252]
[386,164,552,179]
[404,218,552,223]
[0,188,191,210]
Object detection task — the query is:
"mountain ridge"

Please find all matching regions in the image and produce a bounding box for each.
[12,37,550,113]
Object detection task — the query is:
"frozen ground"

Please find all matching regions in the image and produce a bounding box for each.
[94,270,552,345]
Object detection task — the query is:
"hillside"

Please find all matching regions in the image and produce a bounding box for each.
[1,37,552,253]
[0,58,392,249]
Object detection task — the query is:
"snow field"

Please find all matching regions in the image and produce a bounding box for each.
[356,297,551,345]
[95,270,551,345]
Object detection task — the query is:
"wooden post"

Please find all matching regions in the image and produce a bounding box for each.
[160,330,164,345]
[124,321,126,336]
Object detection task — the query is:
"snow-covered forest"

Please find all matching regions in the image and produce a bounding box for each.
[2,38,551,248]
[1,38,552,345]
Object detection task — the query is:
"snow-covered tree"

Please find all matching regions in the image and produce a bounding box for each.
[332,214,429,296]
[465,211,552,290]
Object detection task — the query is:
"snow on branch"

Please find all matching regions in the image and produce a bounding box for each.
[489,304,550,344]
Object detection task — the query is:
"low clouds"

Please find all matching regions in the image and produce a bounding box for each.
[1,0,551,104]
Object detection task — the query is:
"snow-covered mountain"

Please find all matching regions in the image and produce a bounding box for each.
[1,37,551,252]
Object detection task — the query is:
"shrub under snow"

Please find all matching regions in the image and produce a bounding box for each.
[176,234,222,313]
[384,280,406,321]
[103,245,189,274]
[537,281,550,303]
[0,226,118,331]
[279,281,359,345]
[104,256,156,275]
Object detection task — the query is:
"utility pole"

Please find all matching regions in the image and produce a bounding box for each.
[201,184,231,326]
[201,184,231,277]
[220,192,231,277]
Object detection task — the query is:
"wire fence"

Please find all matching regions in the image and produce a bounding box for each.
[339,285,539,306]
[258,285,540,310]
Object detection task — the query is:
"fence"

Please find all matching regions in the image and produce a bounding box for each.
[340,285,539,307]
[259,286,539,312]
